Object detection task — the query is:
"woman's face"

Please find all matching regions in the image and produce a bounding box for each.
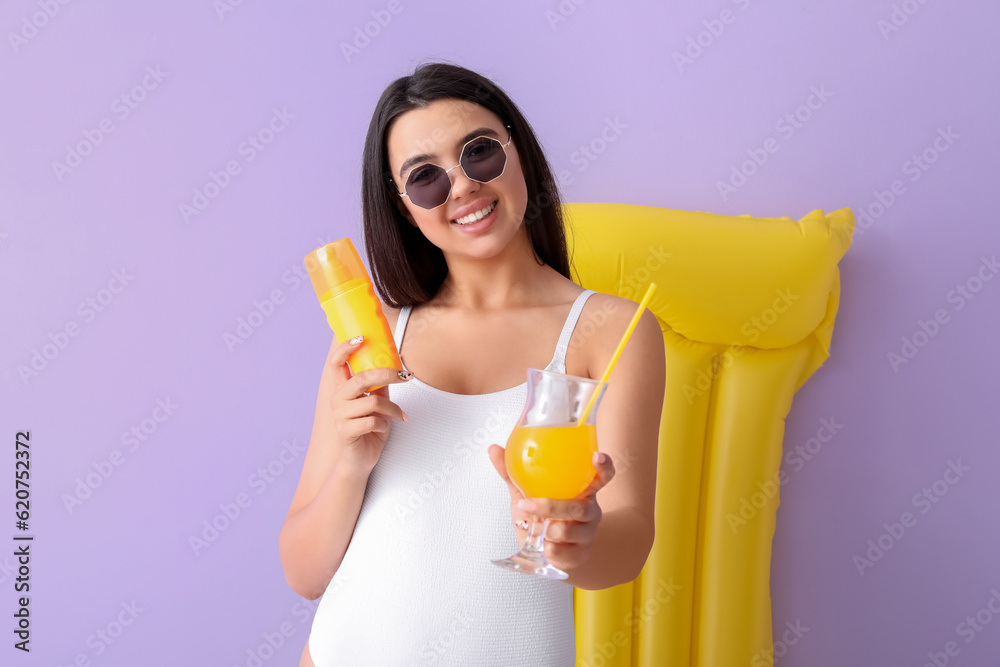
[386,99,529,259]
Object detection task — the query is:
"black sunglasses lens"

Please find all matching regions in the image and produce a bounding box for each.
[461,137,506,182]
[403,135,508,209]
[405,164,451,209]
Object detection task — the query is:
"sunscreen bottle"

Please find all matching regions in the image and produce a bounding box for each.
[304,238,402,392]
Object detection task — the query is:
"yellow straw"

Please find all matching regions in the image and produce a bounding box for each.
[576,282,657,426]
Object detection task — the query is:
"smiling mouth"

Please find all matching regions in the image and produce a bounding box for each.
[451,200,497,225]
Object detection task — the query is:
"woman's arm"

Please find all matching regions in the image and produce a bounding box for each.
[280,305,406,599]
[489,297,666,589]
[279,456,372,600]
[278,334,366,599]
[522,298,665,590]
[561,302,665,589]
[280,331,407,600]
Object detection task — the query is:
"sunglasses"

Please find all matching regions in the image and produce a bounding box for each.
[392,126,512,210]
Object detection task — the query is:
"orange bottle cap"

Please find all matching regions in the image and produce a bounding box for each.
[304,238,370,302]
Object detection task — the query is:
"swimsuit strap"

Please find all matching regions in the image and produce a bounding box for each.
[544,289,597,374]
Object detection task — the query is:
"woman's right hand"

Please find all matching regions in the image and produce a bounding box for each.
[328,336,414,474]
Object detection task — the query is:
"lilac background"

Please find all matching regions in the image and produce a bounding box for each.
[1,1,998,665]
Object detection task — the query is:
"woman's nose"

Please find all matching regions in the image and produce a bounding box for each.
[448,165,480,202]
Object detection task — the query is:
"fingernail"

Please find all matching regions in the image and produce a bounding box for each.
[349,335,364,345]
[401,410,409,422]
[593,452,607,465]
[397,370,414,380]
[517,499,536,512]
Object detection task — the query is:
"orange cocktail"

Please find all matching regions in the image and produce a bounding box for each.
[491,367,608,580]
[505,424,597,499]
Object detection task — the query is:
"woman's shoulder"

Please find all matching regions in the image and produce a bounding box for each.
[576,290,663,378]
[580,290,641,322]
[587,291,661,339]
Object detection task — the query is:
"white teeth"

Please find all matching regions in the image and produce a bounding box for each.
[452,200,496,225]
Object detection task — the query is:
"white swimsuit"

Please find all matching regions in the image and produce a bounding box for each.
[307,289,596,666]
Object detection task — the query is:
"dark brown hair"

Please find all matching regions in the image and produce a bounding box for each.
[361,61,573,308]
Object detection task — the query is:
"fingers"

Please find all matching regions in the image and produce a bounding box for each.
[327,335,414,392]
[338,413,391,441]
[325,336,412,429]
[576,451,616,499]
[336,391,407,424]
[543,517,598,545]
[343,366,414,399]
[487,444,510,483]
[327,335,366,386]
[488,444,524,501]
[327,336,415,399]
[519,497,602,523]
[543,539,592,572]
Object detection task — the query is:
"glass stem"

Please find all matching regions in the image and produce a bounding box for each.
[523,514,549,555]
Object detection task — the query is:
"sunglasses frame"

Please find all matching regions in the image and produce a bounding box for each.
[393,125,513,210]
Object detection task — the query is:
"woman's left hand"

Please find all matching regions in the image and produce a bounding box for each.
[487,445,616,572]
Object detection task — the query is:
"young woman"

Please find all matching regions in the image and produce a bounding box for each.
[279,62,665,666]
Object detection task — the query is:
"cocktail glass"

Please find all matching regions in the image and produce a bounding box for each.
[491,368,608,580]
